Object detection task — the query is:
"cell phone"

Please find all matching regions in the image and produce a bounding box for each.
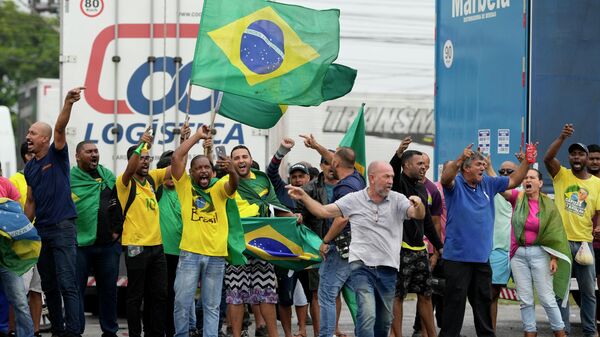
[215,145,227,159]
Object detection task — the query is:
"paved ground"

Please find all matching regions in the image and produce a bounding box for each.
[80,300,585,337]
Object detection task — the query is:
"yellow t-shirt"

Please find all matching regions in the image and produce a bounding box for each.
[174,173,232,256]
[552,166,600,242]
[221,172,269,218]
[9,172,27,209]
[116,168,166,246]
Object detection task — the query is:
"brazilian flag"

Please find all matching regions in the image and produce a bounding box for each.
[191,0,356,106]
[242,217,322,271]
[0,198,41,276]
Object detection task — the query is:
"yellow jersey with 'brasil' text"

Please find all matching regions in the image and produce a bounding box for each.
[117,168,166,246]
[174,173,233,256]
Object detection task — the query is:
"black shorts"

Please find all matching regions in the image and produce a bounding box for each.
[395,248,433,298]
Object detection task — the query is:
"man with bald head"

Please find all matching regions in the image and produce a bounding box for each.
[24,87,85,337]
[288,161,426,337]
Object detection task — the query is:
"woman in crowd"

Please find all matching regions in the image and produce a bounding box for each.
[502,168,571,337]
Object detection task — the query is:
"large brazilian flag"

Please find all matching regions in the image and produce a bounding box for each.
[242,217,322,271]
[191,0,356,106]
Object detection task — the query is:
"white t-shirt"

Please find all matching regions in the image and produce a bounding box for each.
[335,188,411,269]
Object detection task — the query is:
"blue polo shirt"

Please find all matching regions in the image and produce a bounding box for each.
[442,174,509,263]
[24,143,77,228]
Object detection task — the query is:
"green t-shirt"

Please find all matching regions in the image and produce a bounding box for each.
[159,187,183,255]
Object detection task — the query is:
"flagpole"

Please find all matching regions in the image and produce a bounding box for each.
[204,91,216,158]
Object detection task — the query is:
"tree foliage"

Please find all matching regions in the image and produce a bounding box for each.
[0,1,59,111]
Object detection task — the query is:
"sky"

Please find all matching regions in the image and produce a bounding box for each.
[280,0,435,95]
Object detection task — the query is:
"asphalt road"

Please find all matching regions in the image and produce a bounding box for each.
[81,300,585,337]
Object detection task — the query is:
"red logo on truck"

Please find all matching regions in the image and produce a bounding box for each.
[84,24,199,114]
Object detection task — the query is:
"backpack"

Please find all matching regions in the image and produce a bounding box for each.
[109,175,158,240]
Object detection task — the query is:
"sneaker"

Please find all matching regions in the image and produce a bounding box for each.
[241,329,250,337]
[190,329,202,337]
[255,325,268,337]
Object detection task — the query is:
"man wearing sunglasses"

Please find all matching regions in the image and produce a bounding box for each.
[117,131,172,337]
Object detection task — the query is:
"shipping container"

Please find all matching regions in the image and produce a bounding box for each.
[435,0,600,189]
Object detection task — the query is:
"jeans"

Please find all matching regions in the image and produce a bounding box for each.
[173,251,225,337]
[318,245,352,337]
[559,241,596,337]
[76,242,121,336]
[349,261,397,337]
[166,253,198,336]
[196,280,227,332]
[125,245,167,337]
[439,260,494,337]
[511,246,564,332]
[36,219,82,336]
[0,266,34,337]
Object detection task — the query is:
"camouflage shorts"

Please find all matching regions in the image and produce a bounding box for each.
[395,248,433,298]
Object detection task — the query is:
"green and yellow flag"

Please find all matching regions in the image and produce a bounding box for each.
[191,0,356,106]
[339,103,367,176]
[0,198,40,276]
[216,91,288,129]
[242,217,322,271]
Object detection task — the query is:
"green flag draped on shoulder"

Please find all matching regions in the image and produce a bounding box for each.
[511,191,572,303]
[339,103,367,176]
[242,217,322,270]
[191,0,356,106]
[0,199,40,276]
[193,178,247,265]
[237,169,289,217]
[70,165,116,246]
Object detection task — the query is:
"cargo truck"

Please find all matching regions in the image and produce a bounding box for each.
[435,0,600,188]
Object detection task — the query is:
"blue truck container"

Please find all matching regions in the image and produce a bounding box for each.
[435,0,600,189]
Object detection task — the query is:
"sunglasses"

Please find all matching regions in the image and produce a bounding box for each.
[498,168,514,176]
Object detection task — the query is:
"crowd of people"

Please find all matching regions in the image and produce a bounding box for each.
[0,88,599,337]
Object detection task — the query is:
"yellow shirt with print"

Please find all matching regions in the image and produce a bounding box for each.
[174,173,233,256]
[116,168,166,246]
[9,172,27,209]
[220,172,269,218]
[552,166,600,242]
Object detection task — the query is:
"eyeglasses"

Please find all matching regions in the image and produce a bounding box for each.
[498,168,514,176]
[140,156,153,162]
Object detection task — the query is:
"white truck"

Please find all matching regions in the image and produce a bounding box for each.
[58,0,435,175]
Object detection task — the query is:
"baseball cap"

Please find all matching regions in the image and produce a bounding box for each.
[289,163,309,175]
[568,143,589,155]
